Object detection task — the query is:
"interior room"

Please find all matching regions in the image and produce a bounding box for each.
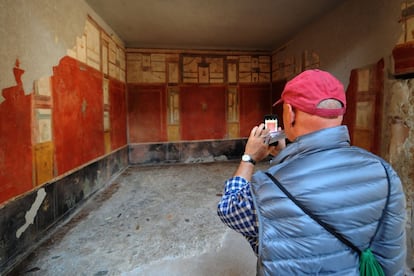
[1,0,414,274]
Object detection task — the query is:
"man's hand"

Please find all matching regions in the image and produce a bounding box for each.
[244,123,271,163]
[233,124,285,181]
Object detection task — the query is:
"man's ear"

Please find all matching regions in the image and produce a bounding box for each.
[286,104,295,125]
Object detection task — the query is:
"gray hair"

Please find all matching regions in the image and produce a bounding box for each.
[316,99,343,109]
[316,99,344,118]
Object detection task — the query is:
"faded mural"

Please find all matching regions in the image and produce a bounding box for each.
[0,16,127,205]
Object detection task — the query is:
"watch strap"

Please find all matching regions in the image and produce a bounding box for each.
[242,154,256,165]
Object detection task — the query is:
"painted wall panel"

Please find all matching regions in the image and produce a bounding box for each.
[78,63,105,162]
[110,80,127,149]
[52,57,104,175]
[180,86,226,140]
[239,84,272,137]
[52,58,83,174]
[127,84,167,142]
[34,142,54,186]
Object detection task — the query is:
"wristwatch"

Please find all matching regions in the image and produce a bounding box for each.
[242,154,256,165]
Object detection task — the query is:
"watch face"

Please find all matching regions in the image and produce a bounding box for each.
[242,154,251,162]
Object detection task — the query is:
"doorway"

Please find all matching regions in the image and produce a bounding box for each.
[343,59,384,156]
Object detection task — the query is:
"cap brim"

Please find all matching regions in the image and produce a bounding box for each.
[273,98,283,107]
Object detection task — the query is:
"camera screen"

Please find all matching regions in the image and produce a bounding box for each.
[264,115,278,132]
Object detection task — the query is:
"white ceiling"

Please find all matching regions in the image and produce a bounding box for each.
[86,0,346,51]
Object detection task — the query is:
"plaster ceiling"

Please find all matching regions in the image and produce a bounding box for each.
[86,0,346,51]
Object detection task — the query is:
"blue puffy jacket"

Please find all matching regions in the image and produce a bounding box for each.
[251,126,406,275]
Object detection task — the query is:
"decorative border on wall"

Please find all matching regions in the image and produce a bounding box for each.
[126,50,271,85]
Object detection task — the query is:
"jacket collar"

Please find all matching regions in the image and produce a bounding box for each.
[271,125,351,165]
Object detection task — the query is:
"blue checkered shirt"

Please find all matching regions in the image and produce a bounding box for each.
[217,176,258,254]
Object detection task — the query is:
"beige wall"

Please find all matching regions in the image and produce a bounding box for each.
[272,0,402,87]
[0,0,121,97]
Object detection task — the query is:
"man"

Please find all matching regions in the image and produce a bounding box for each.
[217,69,406,275]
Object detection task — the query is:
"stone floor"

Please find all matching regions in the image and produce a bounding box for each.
[9,161,267,276]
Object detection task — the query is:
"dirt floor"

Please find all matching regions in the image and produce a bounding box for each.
[9,161,264,276]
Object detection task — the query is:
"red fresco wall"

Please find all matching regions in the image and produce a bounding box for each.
[110,80,127,149]
[0,55,271,205]
[0,62,33,204]
[0,56,127,205]
[180,86,226,140]
[127,84,167,143]
[239,84,272,137]
[52,57,105,175]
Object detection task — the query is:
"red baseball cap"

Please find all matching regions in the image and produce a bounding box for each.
[273,69,346,117]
